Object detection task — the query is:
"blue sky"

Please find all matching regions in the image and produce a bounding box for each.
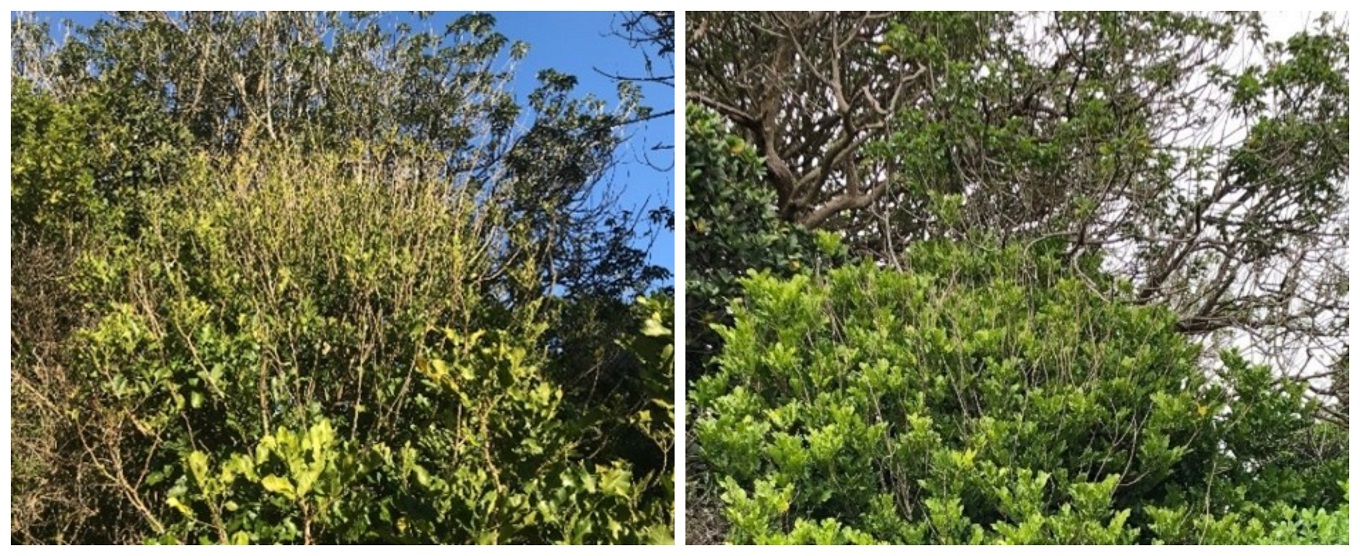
[491,12,675,279]
[32,11,676,281]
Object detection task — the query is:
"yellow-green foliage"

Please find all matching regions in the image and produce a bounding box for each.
[20,141,672,544]
[692,240,1347,544]
[11,11,673,544]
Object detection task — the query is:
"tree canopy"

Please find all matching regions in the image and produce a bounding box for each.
[687,12,1348,409]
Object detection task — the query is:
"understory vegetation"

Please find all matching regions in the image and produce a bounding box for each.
[691,239,1347,544]
[686,11,1348,544]
[10,11,674,544]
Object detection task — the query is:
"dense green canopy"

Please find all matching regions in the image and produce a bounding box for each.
[687,11,1348,401]
[691,241,1347,544]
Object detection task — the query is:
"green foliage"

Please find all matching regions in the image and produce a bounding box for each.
[692,240,1347,544]
[10,78,191,242]
[10,11,673,545]
[686,12,1349,412]
[684,105,846,378]
[158,322,671,544]
[156,419,367,544]
[623,295,678,465]
[1145,484,1350,545]
[13,10,668,304]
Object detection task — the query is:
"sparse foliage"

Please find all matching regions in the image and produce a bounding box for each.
[11,11,672,544]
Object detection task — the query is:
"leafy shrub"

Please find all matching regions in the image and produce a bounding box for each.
[10,78,195,543]
[691,239,1347,544]
[684,104,846,543]
[684,104,846,380]
[10,78,191,242]
[160,326,670,544]
[42,144,671,544]
[11,11,673,545]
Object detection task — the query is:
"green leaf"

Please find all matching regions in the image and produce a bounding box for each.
[597,466,632,498]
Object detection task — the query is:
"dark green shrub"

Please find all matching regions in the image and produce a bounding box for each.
[684,104,844,379]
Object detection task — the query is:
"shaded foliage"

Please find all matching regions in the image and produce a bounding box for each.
[684,105,846,380]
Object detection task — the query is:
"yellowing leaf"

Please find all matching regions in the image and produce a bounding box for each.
[167,496,193,517]
[641,318,670,338]
[188,451,210,487]
[260,474,296,499]
[296,468,320,497]
[597,466,632,497]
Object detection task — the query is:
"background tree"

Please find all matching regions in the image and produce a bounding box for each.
[686,11,1348,417]
[605,11,674,88]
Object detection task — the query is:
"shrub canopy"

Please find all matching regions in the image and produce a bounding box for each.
[691,240,1347,544]
[10,12,673,544]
